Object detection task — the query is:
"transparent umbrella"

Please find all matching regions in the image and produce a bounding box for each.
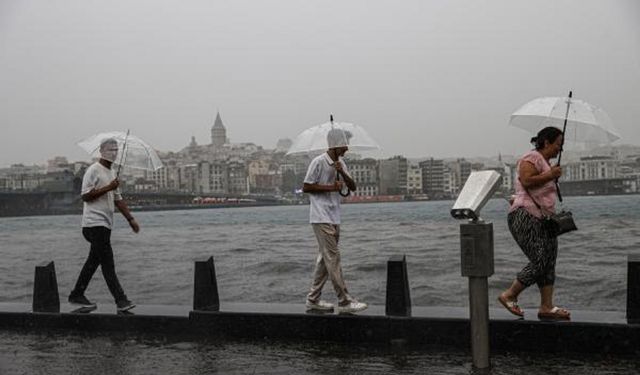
[286,115,381,155]
[77,130,163,175]
[509,92,621,151]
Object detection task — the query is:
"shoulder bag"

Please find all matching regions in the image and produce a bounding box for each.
[521,179,577,236]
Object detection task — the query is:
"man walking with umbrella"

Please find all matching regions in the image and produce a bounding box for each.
[303,127,368,314]
[68,138,138,312]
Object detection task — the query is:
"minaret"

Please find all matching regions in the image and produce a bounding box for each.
[211,111,228,148]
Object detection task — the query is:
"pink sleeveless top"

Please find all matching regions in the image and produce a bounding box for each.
[509,150,557,219]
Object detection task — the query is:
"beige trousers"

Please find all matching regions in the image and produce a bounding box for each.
[307,223,353,306]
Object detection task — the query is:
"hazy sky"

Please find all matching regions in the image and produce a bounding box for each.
[1,0,639,167]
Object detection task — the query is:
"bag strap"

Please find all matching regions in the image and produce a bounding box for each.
[518,152,561,216]
[519,178,548,217]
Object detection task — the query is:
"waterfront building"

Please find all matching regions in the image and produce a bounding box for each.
[177,164,199,193]
[502,163,516,192]
[348,158,379,196]
[248,159,272,193]
[442,167,456,196]
[146,164,169,190]
[379,156,408,195]
[0,164,46,191]
[407,163,422,195]
[227,158,249,195]
[197,160,228,194]
[419,158,445,198]
[564,156,619,181]
[46,156,71,173]
[560,155,636,195]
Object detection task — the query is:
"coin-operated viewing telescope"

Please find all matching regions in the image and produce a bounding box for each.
[451,170,502,221]
[450,170,502,371]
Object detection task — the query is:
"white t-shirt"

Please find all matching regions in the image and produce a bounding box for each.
[303,153,351,224]
[81,162,123,229]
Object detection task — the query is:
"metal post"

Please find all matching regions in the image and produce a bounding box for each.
[460,221,494,370]
[468,277,490,368]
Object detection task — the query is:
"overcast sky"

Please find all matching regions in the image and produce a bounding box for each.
[1,0,639,167]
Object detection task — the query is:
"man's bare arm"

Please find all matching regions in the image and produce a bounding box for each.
[82,179,120,202]
[115,200,140,233]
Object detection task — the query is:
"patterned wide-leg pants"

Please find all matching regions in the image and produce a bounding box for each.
[508,207,558,288]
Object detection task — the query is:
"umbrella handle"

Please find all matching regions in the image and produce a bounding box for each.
[554,90,572,203]
[336,171,351,197]
[116,129,130,178]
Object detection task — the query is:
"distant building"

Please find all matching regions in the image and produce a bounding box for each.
[0,164,46,191]
[227,159,249,195]
[419,158,445,197]
[564,156,619,181]
[407,163,422,195]
[447,158,473,194]
[46,156,71,173]
[379,156,407,195]
[349,158,378,196]
[198,160,228,194]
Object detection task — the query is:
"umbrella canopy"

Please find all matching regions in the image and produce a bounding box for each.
[286,117,381,155]
[509,95,620,147]
[77,131,163,171]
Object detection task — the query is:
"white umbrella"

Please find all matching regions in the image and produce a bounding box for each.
[286,115,381,155]
[509,92,621,149]
[77,130,163,174]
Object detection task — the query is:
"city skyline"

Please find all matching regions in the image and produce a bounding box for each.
[3,112,640,169]
[2,1,639,167]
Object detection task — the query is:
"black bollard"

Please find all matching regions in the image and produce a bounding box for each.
[385,255,412,317]
[193,256,220,311]
[627,254,640,324]
[33,261,60,313]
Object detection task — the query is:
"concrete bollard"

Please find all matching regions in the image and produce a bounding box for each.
[627,254,640,324]
[193,256,220,311]
[385,255,412,317]
[33,261,60,313]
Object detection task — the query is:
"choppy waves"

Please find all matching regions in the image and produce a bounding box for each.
[1,196,639,312]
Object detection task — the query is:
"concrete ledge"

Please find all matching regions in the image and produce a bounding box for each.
[1,302,638,355]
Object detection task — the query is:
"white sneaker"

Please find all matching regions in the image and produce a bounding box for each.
[338,300,368,314]
[305,299,335,311]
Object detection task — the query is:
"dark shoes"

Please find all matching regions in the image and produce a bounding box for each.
[116,299,136,312]
[68,294,97,308]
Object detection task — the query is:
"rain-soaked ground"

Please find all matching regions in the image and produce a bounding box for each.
[1,331,639,375]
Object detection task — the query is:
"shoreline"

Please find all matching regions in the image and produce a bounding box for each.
[2,192,639,219]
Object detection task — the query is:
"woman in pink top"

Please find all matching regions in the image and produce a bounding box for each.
[498,127,571,320]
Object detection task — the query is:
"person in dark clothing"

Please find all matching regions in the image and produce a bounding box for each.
[68,138,139,312]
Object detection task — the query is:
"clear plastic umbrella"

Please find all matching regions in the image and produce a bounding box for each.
[509,93,621,148]
[77,130,163,173]
[286,115,381,155]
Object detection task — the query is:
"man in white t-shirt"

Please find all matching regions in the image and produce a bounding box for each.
[302,128,368,314]
[68,138,139,312]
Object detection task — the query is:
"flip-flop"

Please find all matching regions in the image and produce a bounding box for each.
[538,306,571,321]
[497,295,524,317]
